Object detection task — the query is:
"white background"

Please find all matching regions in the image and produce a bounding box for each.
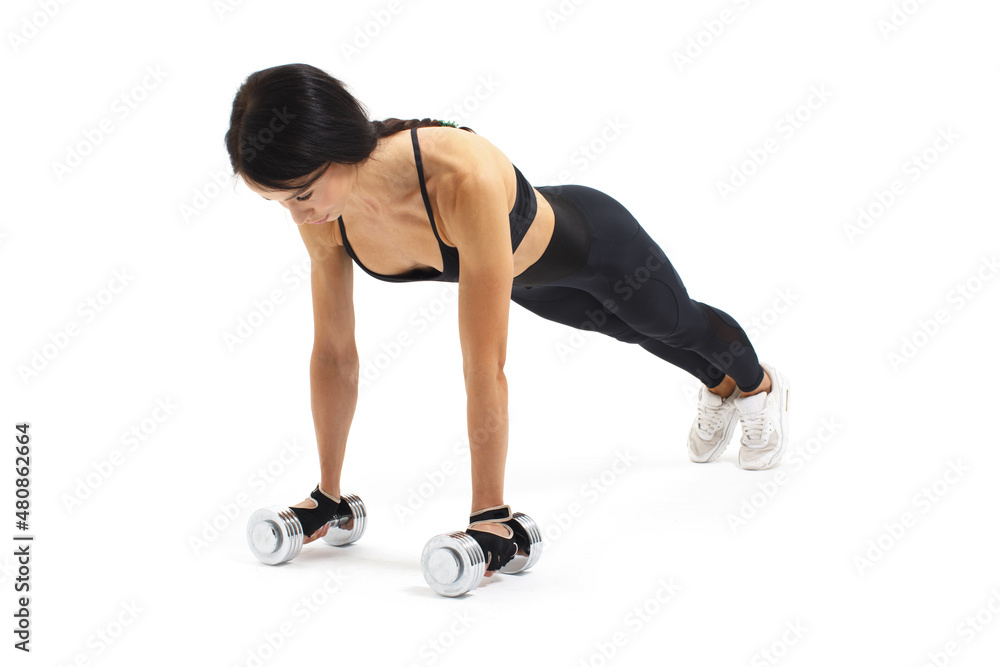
[2,0,999,665]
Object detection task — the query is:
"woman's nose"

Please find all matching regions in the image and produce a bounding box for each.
[288,206,312,225]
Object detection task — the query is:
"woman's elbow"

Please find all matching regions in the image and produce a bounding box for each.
[462,360,506,384]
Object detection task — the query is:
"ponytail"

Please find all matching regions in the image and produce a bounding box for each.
[371,117,476,138]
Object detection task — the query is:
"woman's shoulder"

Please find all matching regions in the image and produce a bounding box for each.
[413,125,513,186]
[411,126,519,249]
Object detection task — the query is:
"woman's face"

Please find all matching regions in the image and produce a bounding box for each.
[246,162,355,225]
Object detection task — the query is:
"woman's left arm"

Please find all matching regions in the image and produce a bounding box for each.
[435,144,516,516]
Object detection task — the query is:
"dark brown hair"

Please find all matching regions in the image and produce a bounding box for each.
[224,63,474,194]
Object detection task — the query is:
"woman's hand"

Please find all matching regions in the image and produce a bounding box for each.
[466,523,515,577]
[301,522,330,545]
[467,504,527,577]
[289,485,354,544]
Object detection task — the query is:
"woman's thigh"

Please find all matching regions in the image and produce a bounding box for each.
[509,283,648,344]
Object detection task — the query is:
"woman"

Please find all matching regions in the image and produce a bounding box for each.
[225,63,790,576]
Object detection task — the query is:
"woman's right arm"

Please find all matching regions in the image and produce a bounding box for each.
[298,224,359,500]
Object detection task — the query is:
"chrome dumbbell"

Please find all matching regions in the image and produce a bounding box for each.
[246,494,366,565]
[421,512,543,597]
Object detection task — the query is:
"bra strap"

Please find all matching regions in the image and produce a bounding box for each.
[410,127,447,246]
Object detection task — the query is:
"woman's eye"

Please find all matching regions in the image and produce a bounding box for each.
[295,192,312,202]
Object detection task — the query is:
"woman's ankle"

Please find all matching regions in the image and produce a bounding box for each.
[707,376,737,397]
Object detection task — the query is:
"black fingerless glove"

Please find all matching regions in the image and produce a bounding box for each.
[467,505,518,572]
[503,515,532,556]
[289,485,350,537]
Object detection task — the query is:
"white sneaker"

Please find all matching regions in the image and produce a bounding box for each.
[688,383,741,463]
[734,363,790,470]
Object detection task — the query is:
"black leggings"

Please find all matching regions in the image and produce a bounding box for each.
[511,184,765,393]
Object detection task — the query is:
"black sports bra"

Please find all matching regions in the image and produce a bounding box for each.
[337,127,537,284]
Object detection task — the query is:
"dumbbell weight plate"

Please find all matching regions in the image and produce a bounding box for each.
[321,493,367,546]
[421,532,486,597]
[247,506,304,565]
[499,512,543,574]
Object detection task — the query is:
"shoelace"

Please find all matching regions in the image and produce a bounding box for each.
[696,399,727,436]
[740,409,774,448]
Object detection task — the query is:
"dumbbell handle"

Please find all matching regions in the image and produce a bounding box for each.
[319,493,366,546]
[326,512,353,528]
